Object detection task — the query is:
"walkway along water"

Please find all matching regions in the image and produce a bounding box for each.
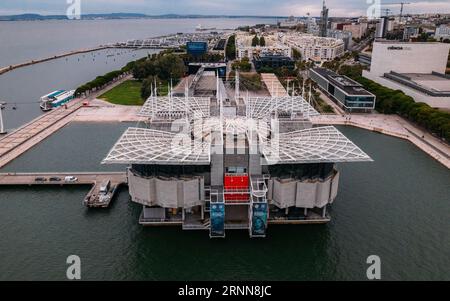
[0,74,133,169]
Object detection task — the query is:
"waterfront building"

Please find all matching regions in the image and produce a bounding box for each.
[310,68,376,112]
[363,41,450,109]
[280,33,345,62]
[103,71,372,238]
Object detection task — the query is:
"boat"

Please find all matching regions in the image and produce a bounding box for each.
[39,90,75,111]
[196,24,216,32]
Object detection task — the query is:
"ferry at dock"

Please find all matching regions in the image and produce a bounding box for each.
[39,90,75,111]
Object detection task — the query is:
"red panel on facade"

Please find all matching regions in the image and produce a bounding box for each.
[224,174,249,201]
[224,174,249,189]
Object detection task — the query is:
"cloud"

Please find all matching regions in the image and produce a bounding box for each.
[0,0,448,16]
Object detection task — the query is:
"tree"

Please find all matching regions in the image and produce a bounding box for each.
[259,36,266,47]
[252,35,260,47]
[226,35,236,60]
[141,75,160,99]
[292,48,302,61]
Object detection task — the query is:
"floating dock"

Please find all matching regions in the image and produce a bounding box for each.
[0,172,127,208]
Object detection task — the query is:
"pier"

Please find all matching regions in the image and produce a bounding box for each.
[0,172,127,208]
[0,46,110,76]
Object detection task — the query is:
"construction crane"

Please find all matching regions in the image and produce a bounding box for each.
[381,8,392,17]
[384,2,411,21]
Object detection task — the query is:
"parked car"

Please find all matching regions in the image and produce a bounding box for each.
[49,177,61,182]
[64,176,78,183]
[35,177,47,182]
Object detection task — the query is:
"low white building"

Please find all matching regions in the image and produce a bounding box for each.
[435,24,450,41]
[280,33,345,62]
[363,41,450,109]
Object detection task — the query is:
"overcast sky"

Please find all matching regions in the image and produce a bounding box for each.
[0,0,449,17]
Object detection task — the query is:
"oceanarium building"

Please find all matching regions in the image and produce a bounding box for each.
[103,74,371,238]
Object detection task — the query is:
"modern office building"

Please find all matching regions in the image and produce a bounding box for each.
[253,55,295,71]
[310,68,376,112]
[403,26,420,41]
[363,41,450,109]
[186,41,208,56]
[280,33,345,62]
[103,71,372,238]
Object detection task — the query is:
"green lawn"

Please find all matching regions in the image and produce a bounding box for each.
[99,80,145,106]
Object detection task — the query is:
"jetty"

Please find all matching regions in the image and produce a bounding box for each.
[0,46,110,76]
[0,172,127,208]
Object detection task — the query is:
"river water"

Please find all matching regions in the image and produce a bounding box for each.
[0,18,276,130]
[0,18,449,281]
[0,123,449,280]
[0,18,276,67]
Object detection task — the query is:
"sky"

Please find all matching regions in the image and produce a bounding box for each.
[0,0,449,17]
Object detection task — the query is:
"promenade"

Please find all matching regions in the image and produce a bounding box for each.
[311,114,450,169]
[0,74,133,168]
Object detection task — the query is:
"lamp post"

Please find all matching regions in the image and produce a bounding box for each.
[0,101,6,134]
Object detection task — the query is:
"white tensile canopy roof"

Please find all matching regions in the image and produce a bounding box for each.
[261,126,372,164]
[138,96,211,119]
[103,95,372,165]
[245,96,320,119]
[102,127,211,165]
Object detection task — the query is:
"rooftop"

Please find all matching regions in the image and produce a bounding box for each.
[262,126,373,164]
[102,127,211,165]
[312,68,374,96]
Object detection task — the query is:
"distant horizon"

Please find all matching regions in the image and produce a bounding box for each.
[2,0,450,18]
[1,11,448,19]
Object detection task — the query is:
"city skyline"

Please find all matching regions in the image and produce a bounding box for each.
[1,0,450,17]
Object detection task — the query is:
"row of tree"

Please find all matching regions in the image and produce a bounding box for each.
[132,52,185,81]
[231,57,252,72]
[340,65,450,142]
[74,60,139,96]
[251,35,266,47]
[226,34,236,60]
[131,51,186,99]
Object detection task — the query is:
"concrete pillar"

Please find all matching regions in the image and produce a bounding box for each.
[304,207,308,217]
[182,208,185,221]
[285,207,289,215]
[201,205,204,220]
[322,206,327,218]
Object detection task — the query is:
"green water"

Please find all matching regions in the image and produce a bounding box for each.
[0,123,449,280]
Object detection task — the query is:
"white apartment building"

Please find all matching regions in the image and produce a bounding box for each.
[236,33,292,60]
[280,33,345,62]
[435,24,450,41]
